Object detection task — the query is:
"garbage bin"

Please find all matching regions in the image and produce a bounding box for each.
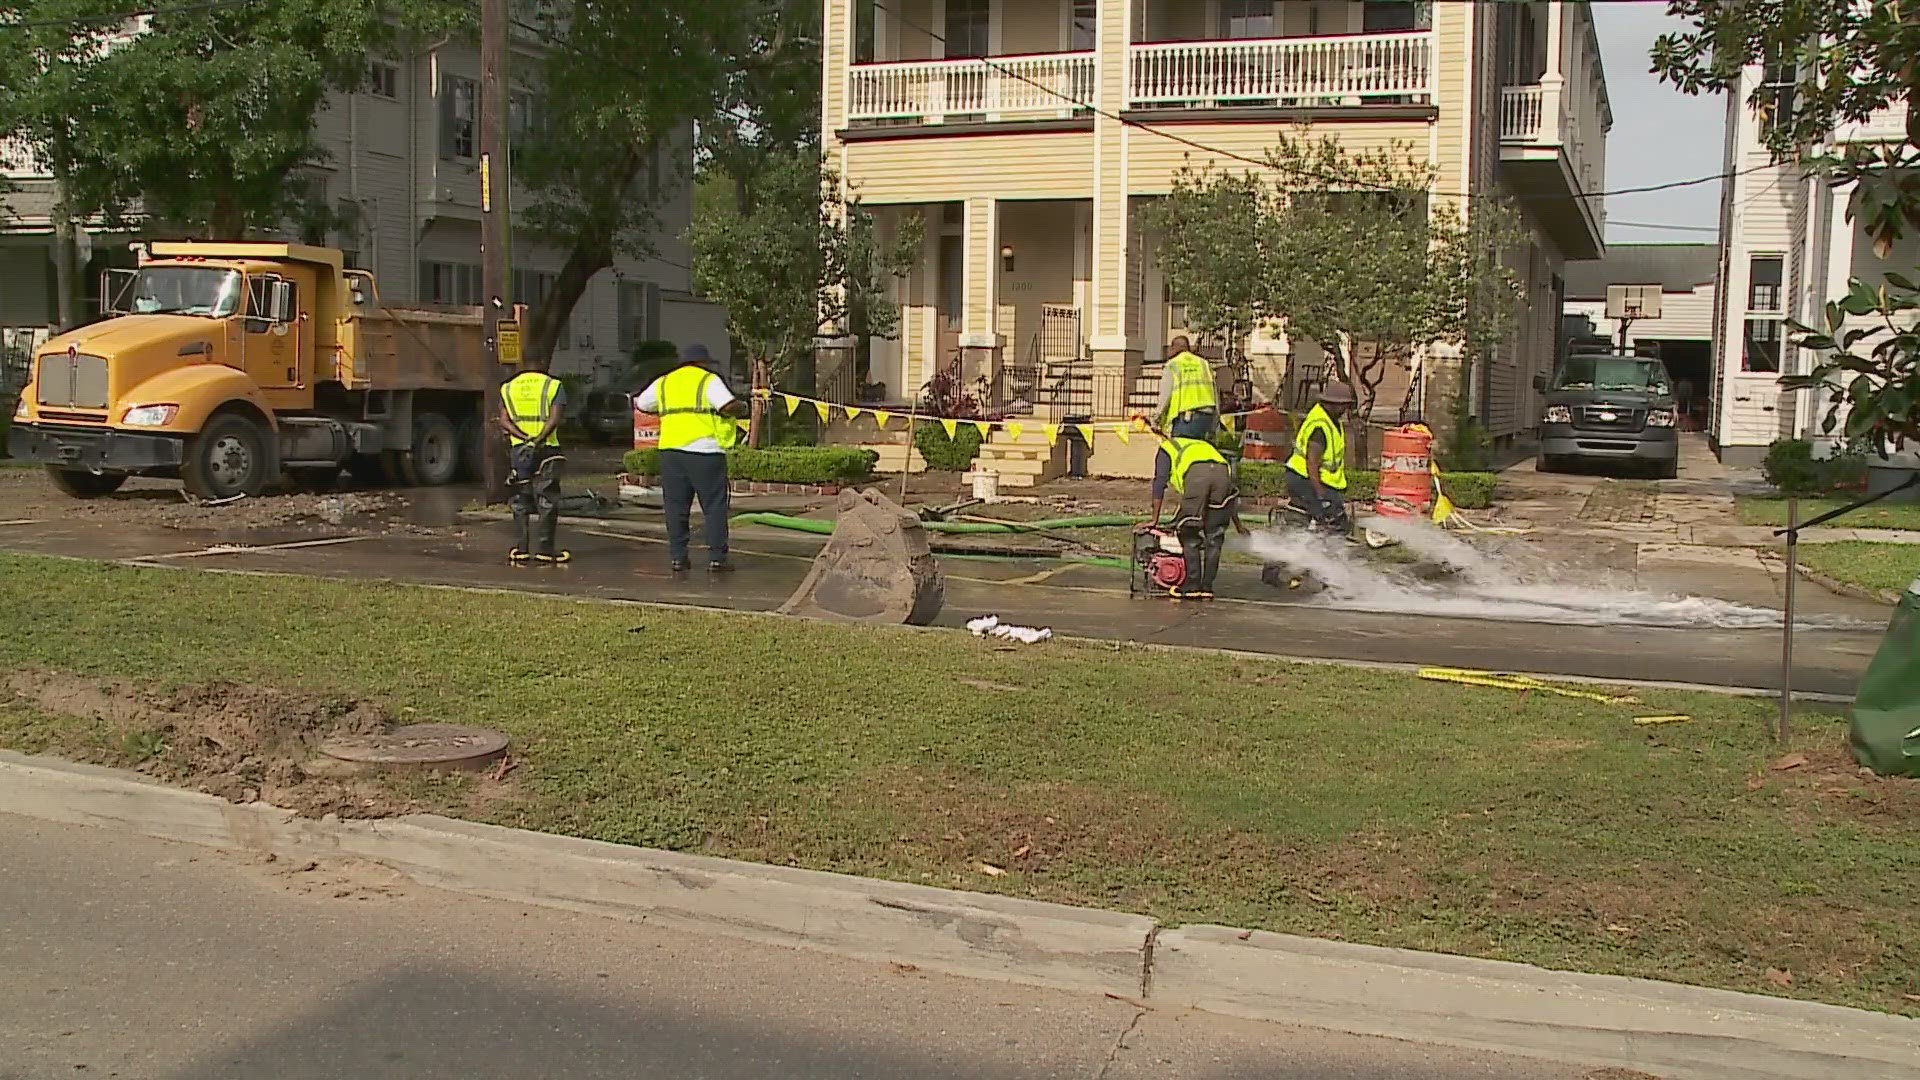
[1866,452,1920,503]
[1851,577,1920,778]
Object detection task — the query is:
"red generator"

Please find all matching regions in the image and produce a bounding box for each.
[1130,527,1187,597]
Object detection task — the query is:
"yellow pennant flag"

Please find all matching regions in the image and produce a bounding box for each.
[783,394,801,417]
[734,418,750,433]
[1222,415,1238,434]
[1110,422,1130,445]
[845,406,864,423]
[1076,423,1095,445]
[813,399,831,422]
[874,411,893,429]
[1132,416,1150,432]
[974,420,992,438]
[1006,422,1025,442]
[1044,424,1061,446]
[941,418,958,439]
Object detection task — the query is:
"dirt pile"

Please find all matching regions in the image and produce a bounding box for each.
[0,470,447,535]
[4,670,426,817]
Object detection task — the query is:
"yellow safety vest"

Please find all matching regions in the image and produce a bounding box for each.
[1162,436,1227,495]
[1165,352,1218,420]
[655,365,736,451]
[501,371,562,447]
[1286,404,1348,491]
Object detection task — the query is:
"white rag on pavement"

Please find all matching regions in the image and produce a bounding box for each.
[965,615,1053,644]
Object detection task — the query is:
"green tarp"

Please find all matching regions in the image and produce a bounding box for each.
[1850,578,1920,778]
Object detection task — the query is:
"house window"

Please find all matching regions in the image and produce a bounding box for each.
[419,261,482,306]
[1220,0,1276,40]
[368,61,399,100]
[509,90,543,167]
[855,0,876,63]
[1743,255,1785,373]
[440,74,477,160]
[1070,0,1096,51]
[1759,55,1797,137]
[617,281,660,352]
[1364,2,1429,33]
[944,0,989,59]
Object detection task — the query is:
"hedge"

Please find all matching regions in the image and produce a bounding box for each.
[624,446,879,485]
[914,422,983,471]
[1237,461,1499,509]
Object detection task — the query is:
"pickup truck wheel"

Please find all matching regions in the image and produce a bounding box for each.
[400,411,461,487]
[183,413,272,499]
[1534,455,1559,473]
[45,467,128,500]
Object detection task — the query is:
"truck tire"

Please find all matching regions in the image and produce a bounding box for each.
[455,415,484,481]
[400,411,461,487]
[45,467,128,500]
[183,413,273,500]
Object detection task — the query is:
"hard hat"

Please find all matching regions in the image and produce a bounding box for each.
[1318,382,1357,404]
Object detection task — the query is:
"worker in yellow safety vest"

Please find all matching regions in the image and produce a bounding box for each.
[1150,337,1221,516]
[1284,381,1354,535]
[635,344,748,572]
[497,366,571,564]
[1138,422,1251,600]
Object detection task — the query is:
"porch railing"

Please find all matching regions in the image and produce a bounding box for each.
[1500,85,1546,142]
[1129,31,1434,108]
[848,52,1095,125]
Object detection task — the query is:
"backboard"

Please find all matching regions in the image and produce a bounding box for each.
[1606,284,1662,321]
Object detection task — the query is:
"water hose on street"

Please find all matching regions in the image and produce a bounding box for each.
[729,512,1137,535]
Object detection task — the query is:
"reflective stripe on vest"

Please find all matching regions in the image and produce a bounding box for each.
[1164,436,1227,495]
[1165,352,1218,418]
[1285,404,1348,491]
[656,365,736,450]
[501,372,562,447]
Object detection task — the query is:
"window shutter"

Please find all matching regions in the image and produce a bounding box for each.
[438,76,456,159]
[644,282,661,344]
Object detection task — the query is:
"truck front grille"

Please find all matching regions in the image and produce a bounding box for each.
[36,353,109,409]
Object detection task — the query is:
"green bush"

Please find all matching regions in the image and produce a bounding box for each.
[1237,461,1499,509]
[624,445,878,484]
[1763,438,1868,498]
[914,421,983,472]
[1211,427,1243,455]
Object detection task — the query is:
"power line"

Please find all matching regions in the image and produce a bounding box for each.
[1609,220,1719,233]
[864,0,1756,206]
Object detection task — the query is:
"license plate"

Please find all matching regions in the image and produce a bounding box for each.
[1597,411,1618,423]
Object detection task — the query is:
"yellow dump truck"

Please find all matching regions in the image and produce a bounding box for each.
[7,242,503,500]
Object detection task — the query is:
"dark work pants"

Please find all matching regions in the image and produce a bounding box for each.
[660,449,730,564]
[1172,460,1238,592]
[1284,467,1349,533]
[509,445,563,556]
[1152,409,1220,500]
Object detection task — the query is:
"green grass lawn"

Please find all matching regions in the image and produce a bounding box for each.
[0,553,1915,1014]
[1798,541,1920,596]
[1738,495,1920,531]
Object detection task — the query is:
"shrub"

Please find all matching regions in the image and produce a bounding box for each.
[914,421,983,471]
[1763,438,1868,497]
[1211,427,1243,455]
[1236,461,1498,509]
[624,445,878,484]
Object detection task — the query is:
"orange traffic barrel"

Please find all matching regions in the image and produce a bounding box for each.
[1375,425,1435,518]
[1241,405,1290,461]
[633,398,660,452]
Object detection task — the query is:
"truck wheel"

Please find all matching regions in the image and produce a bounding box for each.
[45,467,128,500]
[400,412,461,487]
[1655,457,1680,481]
[455,415,484,481]
[183,413,272,499]
[1535,455,1560,473]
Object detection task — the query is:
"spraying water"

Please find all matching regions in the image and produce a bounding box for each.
[1238,518,1870,631]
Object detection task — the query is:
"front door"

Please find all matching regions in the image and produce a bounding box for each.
[937,234,963,372]
[241,272,306,391]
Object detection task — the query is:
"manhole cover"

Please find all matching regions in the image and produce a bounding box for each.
[317,724,509,772]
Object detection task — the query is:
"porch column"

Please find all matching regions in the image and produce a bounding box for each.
[1541,1,1566,141]
[1090,0,1137,392]
[961,196,1002,389]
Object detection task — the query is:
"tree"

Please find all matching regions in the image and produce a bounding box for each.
[689,151,919,444]
[512,0,737,368]
[1654,1,1920,453]
[700,0,821,212]
[1141,164,1276,377]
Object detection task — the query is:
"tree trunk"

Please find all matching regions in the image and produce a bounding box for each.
[49,148,76,332]
[207,193,248,240]
[748,358,769,448]
[525,237,612,371]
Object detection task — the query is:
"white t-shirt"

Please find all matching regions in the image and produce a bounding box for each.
[635,369,737,455]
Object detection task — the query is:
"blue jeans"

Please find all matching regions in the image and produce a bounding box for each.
[1152,409,1220,500]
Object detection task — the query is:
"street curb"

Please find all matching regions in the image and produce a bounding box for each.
[1152,926,1920,1080]
[5,752,1917,1078]
[0,751,1149,1000]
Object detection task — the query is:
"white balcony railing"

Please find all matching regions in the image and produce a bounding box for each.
[848,52,1095,125]
[1129,32,1434,108]
[1500,86,1545,142]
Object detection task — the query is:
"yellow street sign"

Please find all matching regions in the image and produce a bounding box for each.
[497,320,521,365]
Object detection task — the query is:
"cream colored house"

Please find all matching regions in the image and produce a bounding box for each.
[821,0,1611,481]
[1,30,724,389]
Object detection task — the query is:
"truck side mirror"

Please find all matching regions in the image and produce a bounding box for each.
[268,280,294,323]
[1532,373,1549,393]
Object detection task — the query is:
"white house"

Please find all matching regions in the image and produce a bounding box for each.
[1710,58,1913,467]
[0,32,725,389]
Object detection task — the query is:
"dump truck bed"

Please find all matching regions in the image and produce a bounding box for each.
[343,305,495,393]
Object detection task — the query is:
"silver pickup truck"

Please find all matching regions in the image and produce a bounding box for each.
[1534,350,1681,479]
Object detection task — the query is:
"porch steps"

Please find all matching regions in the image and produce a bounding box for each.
[864,443,929,475]
[969,429,1067,488]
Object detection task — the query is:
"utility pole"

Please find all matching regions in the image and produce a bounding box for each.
[479,0,514,504]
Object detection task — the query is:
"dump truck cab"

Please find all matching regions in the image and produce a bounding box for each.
[8,242,494,500]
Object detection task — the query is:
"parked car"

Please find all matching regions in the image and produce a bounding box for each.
[579,389,636,446]
[1534,349,1681,479]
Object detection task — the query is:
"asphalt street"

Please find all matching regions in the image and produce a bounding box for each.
[0,815,1632,1080]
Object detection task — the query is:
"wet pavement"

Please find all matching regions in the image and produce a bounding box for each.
[0,505,1889,697]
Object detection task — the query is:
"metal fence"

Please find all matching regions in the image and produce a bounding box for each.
[1,327,47,397]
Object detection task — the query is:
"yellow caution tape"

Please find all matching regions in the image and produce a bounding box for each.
[1633,714,1693,726]
[1417,667,1638,705]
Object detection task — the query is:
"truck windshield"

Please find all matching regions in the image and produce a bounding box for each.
[125,267,243,318]
[1555,356,1670,395]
